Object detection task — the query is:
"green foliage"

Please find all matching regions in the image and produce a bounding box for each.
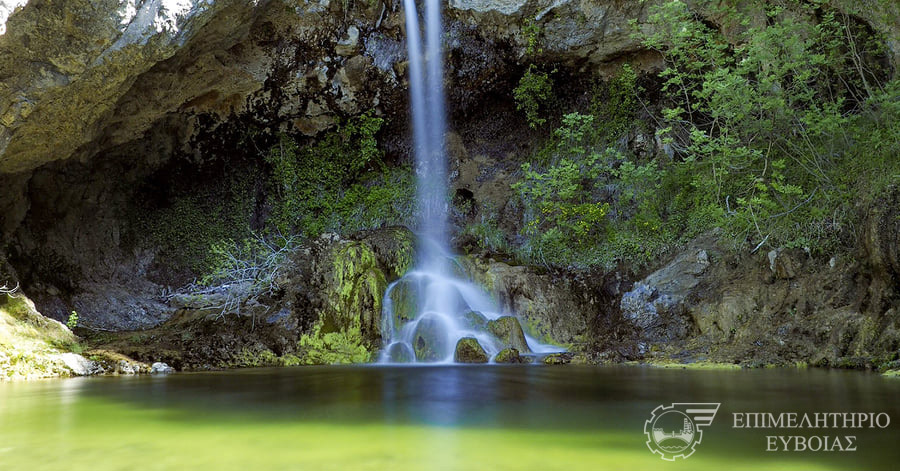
[266,113,414,237]
[66,311,78,330]
[298,325,372,365]
[228,348,301,368]
[514,65,554,129]
[636,0,898,253]
[135,169,256,275]
[513,113,618,268]
[462,215,508,253]
[522,17,542,56]
[590,64,641,143]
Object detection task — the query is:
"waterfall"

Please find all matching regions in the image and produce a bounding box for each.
[380,0,560,363]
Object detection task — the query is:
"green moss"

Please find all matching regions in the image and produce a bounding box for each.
[487,316,531,353]
[453,337,489,363]
[649,361,743,371]
[882,370,900,378]
[132,169,256,276]
[542,353,571,365]
[298,325,371,365]
[494,348,521,364]
[852,316,879,356]
[0,294,81,380]
[266,113,414,238]
[521,314,567,349]
[227,348,302,368]
[2,295,34,322]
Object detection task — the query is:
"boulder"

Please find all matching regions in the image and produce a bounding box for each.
[150,362,176,374]
[487,316,531,353]
[412,314,450,362]
[454,337,489,363]
[542,353,572,365]
[386,278,420,335]
[459,257,592,347]
[460,310,489,330]
[493,348,521,363]
[385,343,414,363]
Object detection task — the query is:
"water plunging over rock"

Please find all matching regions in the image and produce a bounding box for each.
[379,0,560,363]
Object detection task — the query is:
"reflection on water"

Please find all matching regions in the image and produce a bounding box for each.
[0,366,897,470]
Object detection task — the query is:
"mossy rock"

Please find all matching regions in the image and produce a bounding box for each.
[460,310,488,330]
[454,337,488,363]
[412,314,450,362]
[358,226,416,281]
[542,353,572,365]
[494,348,521,364]
[298,326,372,365]
[322,241,387,348]
[386,342,414,363]
[487,316,531,353]
[386,278,419,335]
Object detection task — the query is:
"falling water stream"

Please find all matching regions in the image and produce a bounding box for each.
[380,0,560,363]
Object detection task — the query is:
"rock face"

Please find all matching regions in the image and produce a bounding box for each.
[282,228,415,362]
[454,337,488,363]
[84,227,415,369]
[620,242,712,342]
[616,229,900,369]
[459,257,596,347]
[0,0,666,176]
[0,0,894,338]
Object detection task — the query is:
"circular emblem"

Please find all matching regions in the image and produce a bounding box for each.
[644,404,702,460]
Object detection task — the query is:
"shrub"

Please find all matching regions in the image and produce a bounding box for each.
[66,311,78,330]
[172,232,295,318]
[638,0,898,253]
[514,64,554,129]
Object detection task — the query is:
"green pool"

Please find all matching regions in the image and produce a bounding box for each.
[0,366,897,470]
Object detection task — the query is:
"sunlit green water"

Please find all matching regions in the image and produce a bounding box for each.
[0,366,897,470]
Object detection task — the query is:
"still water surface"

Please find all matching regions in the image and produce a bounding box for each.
[0,366,897,470]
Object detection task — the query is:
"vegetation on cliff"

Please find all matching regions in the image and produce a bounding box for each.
[505,0,898,270]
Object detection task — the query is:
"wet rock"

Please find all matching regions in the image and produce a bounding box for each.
[386,278,420,334]
[865,185,900,283]
[542,353,572,365]
[487,316,531,353]
[320,241,388,348]
[150,362,176,374]
[459,258,592,347]
[454,337,489,363]
[493,347,521,363]
[461,310,488,330]
[277,227,415,363]
[386,343,414,363]
[412,314,450,362]
[356,226,416,280]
